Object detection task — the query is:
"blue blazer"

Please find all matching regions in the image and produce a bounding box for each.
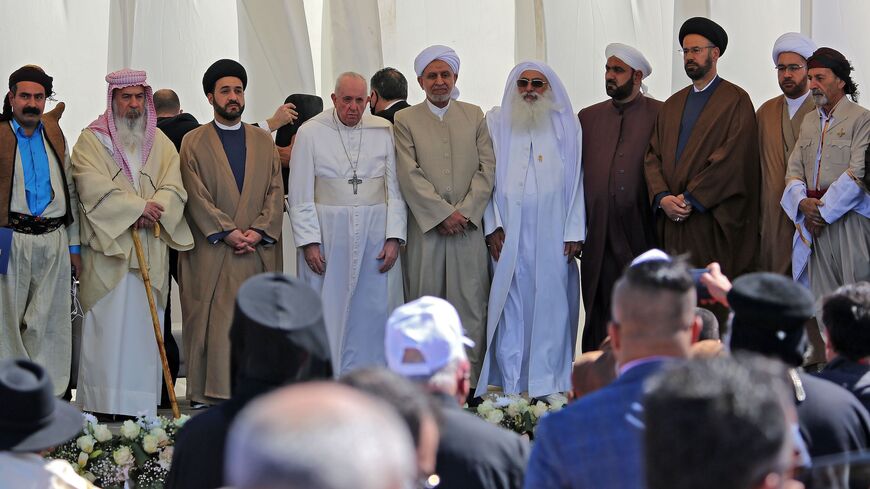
[524,359,668,489]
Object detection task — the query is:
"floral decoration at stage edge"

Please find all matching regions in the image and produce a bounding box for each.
[470,393,565,437]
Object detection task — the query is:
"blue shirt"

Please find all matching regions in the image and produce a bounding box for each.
[11,119,79,254]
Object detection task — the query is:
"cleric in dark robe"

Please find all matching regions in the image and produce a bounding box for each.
[644,17,760,278]
[578,43,661,352]
[166,273,332,489]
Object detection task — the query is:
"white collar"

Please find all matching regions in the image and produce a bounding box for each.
[384,99,404,110]
[693,75,719,93]
[215,120,242,131]
[426,99,451,120]
[785,91,811,119]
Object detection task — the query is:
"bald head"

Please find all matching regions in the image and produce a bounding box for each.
[226,382,415,489]
[153,88,181,117]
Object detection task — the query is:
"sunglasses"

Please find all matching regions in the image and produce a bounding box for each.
[516,78,548,88]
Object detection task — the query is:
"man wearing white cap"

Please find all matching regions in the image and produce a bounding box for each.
[757,33,824,366]
[757,33,817,277]
[476,61,584,400]
[71,69,193,416]
[386,296,528,489]
[578,43,662,352]
[394,45,496,388]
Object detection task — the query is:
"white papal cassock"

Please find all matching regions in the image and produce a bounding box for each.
[289,110,406,375]
[476,61,585,398]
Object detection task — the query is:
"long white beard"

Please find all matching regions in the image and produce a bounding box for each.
[114,112,145,155]
[509,89,555,131]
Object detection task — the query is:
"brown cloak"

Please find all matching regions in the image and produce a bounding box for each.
[644,79,760,277]
[178,123,284,403]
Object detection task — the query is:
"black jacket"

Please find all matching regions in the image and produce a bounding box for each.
[157,113,201,152]
[433,393,529,489]
[814,356,870,414]
[374,100,410,124]
[796,371,870,458]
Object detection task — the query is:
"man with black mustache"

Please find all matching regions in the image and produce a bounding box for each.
[0,65,80,396]
[645,17,760,311]
[178,59,285,406]
[577,44,661,352]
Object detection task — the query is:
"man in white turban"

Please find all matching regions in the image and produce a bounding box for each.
[578,43,662,352]
[394,45,495,390]
[475,61,585,399]
[756,33,824,364]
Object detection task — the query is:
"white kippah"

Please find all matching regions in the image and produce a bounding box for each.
[771,32,817,64]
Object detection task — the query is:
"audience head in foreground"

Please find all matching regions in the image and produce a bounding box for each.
[645,355,801,489]
[821,281,870,363]
[225,382,416,489]
[386,296,475,405]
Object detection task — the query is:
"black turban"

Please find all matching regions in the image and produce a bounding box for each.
[202,59,247,95]
[727,273,814,367]
[679,17,728,56]
[807,47,854,84]
[2,65,54,121]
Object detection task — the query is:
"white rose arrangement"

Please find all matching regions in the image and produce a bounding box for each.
[470,393,565,437]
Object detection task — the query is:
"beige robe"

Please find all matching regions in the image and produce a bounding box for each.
[756,94,815,275]
[71,129,193,311]
[178,123,284,403]
[393,101,495,385]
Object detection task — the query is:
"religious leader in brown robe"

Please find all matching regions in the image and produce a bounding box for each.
[578,43,660,352]
[178,60,284,404]
[644,17,760,279]
[757,33,817,276]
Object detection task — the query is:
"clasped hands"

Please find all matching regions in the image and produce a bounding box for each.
[224,229,263,255]
[485,227,582,263]
[799,198,827,236]
[133,200,164,230]
[661,194,693,223]
[437,210,470,236]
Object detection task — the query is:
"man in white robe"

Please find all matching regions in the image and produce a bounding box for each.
[71,69,193,416]
[475,62,585,398]
[290,72,406,375]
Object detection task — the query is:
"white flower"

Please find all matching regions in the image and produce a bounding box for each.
[506,401,523,418]
[113,446,134,466]
[76,435,95,454]
[477,400,495,416]
[531,401,549,419]
[77,451,89,467]
[142,434,159,454]
[158,447,174,470]
[549,398,566,411]
[82,413,98,429]
[120,420,141,440]
[485,409,504,425]
[140,415,163,431]
[149,427,169,445]
[174,414,191,427]
[83,472,97,483]
[92,424,113,443]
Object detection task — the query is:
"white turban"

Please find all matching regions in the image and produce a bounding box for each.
[605,43,652,78]
[414,45,461,99]
[771,32,817,64]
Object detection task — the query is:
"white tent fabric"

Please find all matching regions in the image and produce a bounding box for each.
[3,0,868,146]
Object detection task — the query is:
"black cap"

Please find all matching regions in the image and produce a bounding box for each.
[202,59,247,95]
[0,359,83,452]
[275,94,323,147]
[679,17,728,55]
[229,273,332,387]
[728,273,814,366]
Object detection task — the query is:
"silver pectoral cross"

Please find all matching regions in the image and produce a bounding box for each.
[348,171,363,195]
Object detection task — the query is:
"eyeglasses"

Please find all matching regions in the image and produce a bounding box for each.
[678,45,715,56]
[775,64,806,73]
[516,78,548,89]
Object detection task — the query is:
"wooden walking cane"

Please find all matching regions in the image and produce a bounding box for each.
[131,226,181,419]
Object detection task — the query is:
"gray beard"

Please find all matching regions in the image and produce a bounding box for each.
[509,90,555,131]
[114,112,145,155]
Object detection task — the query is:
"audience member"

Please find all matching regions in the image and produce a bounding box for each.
[712,269,870,457]
[0,359,94,488]
[645,355,803,489]
[525,255,700,489]
[815,282,870,412]
[275,93,323,194]
[154,88,200,151]
[569,349,616,401]
[370,67,410,123]
[386,296,529,489]
[696,306,720,340]
[166,273,332,489]
[224,382,415,489]
[341,367,441,487]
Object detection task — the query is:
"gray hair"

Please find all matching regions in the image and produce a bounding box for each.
[334,71,368,94]
[225,382,415,489]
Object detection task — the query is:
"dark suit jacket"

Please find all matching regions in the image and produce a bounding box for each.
[434,393,529,489]
[525,359,668,489]
[799,369,870,457]
[157,113,201,152]
[814,356,870,413]
[374,100,410,124]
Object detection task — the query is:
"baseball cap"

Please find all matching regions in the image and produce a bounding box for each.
[385,296,475,377]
